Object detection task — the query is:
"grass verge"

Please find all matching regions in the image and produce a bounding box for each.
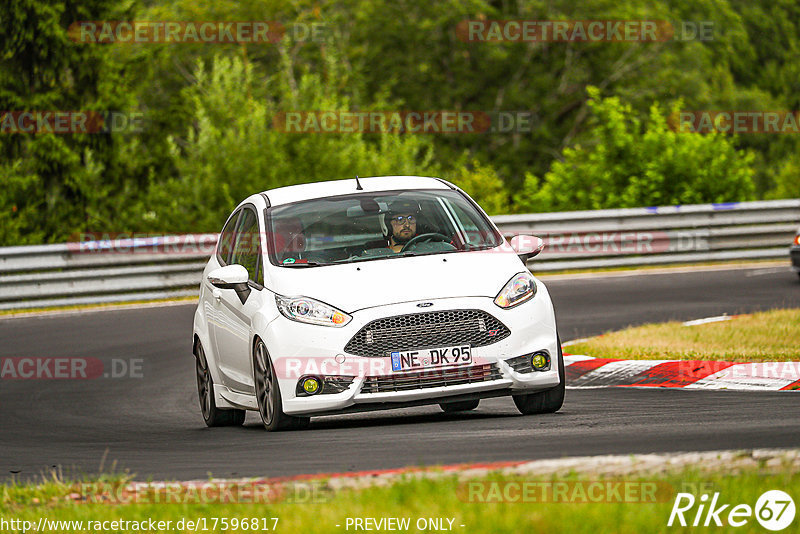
[0,296,197,318]
[2,462,798,533]
[567,308,800,362]
[534,258,787,277]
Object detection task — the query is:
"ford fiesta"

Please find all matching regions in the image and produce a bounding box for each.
[192,176,564,430]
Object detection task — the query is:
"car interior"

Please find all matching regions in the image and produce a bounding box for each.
[268,193,499,266]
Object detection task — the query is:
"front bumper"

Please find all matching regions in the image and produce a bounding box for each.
[263,288,560,416]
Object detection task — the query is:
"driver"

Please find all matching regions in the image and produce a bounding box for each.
[383,199,421,253]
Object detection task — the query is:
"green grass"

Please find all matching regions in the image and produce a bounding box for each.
[2,466,798,533]
[567,308,800,362]
[535,258,786,277]
[0,296,197,317]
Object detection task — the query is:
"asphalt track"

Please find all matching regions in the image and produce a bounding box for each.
[1,264,799,482]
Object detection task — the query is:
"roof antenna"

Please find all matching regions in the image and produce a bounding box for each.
[355,175,363,190]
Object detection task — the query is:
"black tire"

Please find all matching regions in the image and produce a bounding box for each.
[195,342,246,427]
[253,339,310,431]
[439,400,480,412]
[512,336,566,415]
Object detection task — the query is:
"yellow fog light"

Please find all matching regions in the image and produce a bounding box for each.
[531,352,550,371]
[302,377,321,395]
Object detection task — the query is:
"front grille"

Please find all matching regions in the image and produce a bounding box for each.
[344,309,510,358]
[360,363,503,394]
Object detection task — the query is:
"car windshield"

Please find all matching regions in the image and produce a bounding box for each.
[267,189,503,266]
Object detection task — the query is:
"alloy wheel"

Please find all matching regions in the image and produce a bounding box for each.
[254,341,274,425]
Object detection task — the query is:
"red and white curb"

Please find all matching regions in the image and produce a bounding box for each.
[564,355,800,391]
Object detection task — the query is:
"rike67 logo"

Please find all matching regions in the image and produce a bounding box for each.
[668,490,795,530]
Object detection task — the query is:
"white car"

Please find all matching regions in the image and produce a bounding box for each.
[192,176,564,430]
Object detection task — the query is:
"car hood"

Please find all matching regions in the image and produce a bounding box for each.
[266,249,528,312]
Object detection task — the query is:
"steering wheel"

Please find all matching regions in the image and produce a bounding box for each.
[401,233,453,252]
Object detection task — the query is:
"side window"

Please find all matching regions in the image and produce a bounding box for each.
[217,209,240,265]
[229,208,261,283]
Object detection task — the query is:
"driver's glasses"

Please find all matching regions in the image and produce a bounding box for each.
[390,215,416,225]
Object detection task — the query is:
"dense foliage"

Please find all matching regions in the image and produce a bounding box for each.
[1,0,798,244]
[514,88,756,211]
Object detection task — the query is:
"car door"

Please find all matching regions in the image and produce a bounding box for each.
[211,205,266,393]
[204,207,239,369]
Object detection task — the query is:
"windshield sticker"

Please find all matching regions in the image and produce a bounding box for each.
[282,258,296,264]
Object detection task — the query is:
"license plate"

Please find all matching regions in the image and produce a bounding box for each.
[389,345,472,372]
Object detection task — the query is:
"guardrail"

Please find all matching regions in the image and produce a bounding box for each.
[493,199,800,271]
[0,199,798,310]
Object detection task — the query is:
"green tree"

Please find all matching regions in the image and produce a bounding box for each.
[0,0,137,244]
[446,158,509,215]
[2,0,797,246]
[765,154,800,200]
[139,52,438,233]
[514,87,755,212]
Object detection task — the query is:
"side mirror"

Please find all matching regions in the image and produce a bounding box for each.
[207,264,251,304]
[510,235,545,263]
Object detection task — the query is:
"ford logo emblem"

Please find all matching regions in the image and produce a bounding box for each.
[416,302,433,308]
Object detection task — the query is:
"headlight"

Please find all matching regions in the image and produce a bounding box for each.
[275,295,352,327]
[494,272,537,308]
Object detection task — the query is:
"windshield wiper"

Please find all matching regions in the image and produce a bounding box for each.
[397,249,462,258]
[280,261,327,267]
